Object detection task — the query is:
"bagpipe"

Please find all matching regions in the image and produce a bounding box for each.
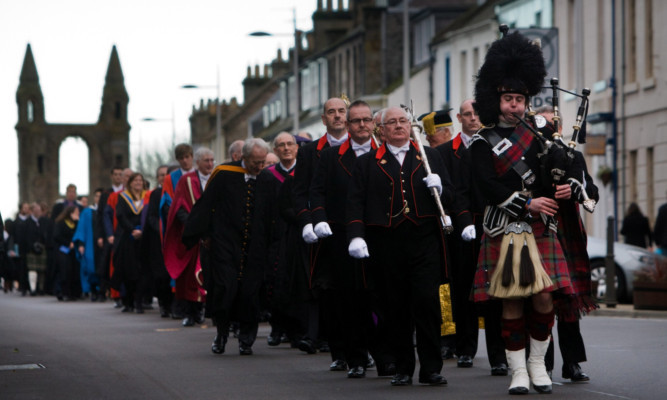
[403,100,454,234]
[498,25,596,213]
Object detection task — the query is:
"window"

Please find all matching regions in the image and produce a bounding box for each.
[27,99,34,122]
[114,102,122,119]
[629,149,637,203]
[414,16,434,65]
[645,0,654,79]
[597,0,606,80]
[627,0,637,83]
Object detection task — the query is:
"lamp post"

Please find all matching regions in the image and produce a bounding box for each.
[141,105,176,147]
[249,8,300,134]
[181,69,223,158]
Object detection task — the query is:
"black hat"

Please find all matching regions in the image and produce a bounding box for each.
[474,31,547,126]
[419,109,453,136]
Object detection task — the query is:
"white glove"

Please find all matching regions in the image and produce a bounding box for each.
[423,173,443,196]
[445,215,452,227]
[302,223,318,244]
[461,224,476,242]
[314,222,333,238]
[348,237,370,259]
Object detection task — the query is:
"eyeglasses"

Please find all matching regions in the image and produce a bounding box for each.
[383,118,410,127]
[348,117,373,125]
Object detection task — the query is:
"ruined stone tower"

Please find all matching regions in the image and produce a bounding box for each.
[15,44,130,206]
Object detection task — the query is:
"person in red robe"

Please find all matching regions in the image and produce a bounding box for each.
[163,147,215,327]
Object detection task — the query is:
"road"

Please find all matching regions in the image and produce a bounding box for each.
[1,293,666,400]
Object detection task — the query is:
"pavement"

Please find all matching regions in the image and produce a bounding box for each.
[588,302,667,319]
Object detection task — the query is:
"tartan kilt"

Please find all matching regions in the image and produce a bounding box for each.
[472,219,573,302]
[26,252,47,273]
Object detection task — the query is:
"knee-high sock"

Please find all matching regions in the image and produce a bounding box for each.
[501,317,526,351]
[527,309,554,341]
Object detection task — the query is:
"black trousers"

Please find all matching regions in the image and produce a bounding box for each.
[546,319,587,371]
[316,225,371,367]
[366,221,443,378]
[212,278,260,347]
[450,233,506,366]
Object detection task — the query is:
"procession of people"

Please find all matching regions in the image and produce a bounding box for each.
[2,30,610,395]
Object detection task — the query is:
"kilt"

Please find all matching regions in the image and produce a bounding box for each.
[26,252,47,273]
[472,219,573,302]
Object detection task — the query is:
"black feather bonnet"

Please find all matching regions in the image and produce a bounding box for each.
[474,31,547,126]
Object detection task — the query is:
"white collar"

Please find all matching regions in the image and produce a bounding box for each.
[386,142,410,154]
[459,132,473,148]
[327,132,347,147]
[279,160,296,172]
[241,161,257,182]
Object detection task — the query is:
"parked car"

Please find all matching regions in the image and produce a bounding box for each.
[586,236,657,303]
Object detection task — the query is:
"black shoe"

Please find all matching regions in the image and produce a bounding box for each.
[441,346,455,360]
[390,374,413,386]
[457,355,473,368]
[366,355,376,369]
[318,341,330,353]
[114,299,123,308]
[377,362,397,377]
[533,383,552,394]
[329,360,348,371]
[280,334,290,343]
[418,373,448,385]
[267,335,281,347]
[562,362,590,382]
[297,339,317,354]
[121,306,133,313]
[509,386,529,395]
[159,307,170,318]
[182,317,195,327]
[347,366,366,378]
[195,313,205,324]
[491,363,509,376]
[211,335,226,354]
[239,345,253,355]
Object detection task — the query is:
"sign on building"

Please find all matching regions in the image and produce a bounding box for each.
[518,28,559,109]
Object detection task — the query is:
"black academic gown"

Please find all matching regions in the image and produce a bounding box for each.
[183,161,275,345]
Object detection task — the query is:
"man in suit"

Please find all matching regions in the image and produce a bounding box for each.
[436,100,508,375]
[310,100,377,378]
[292,97,348,365]
[346,106,454,386]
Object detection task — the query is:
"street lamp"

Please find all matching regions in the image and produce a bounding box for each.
[181,68,223,158]
[249,8,300,134]
[141,105,176,146]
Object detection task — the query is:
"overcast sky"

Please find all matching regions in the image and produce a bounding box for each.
[1,0,331,218]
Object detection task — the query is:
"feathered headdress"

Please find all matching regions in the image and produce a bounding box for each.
[474,31,546,126]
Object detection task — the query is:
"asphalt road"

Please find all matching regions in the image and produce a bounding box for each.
[1,293,666,400]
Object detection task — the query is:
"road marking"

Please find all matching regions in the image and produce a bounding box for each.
[581,389,637,400]
[0,364,45,371]
[155,328,180,332]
